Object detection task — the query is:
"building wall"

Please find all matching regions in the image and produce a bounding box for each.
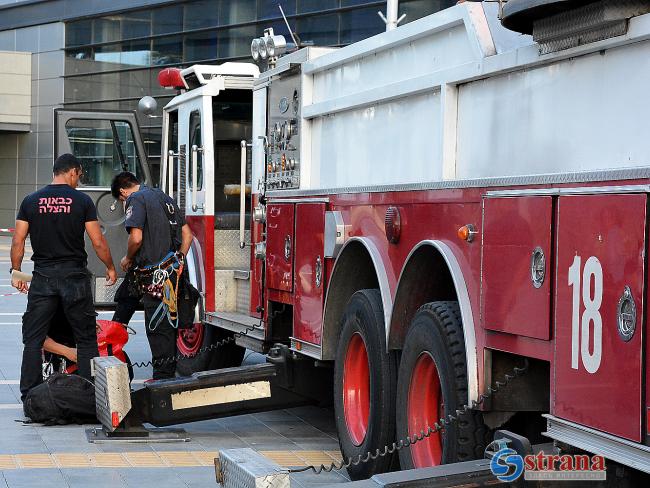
[0,22,65,226]
[0,51,31,131]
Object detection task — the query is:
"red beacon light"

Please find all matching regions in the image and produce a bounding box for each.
[158,68,186,89]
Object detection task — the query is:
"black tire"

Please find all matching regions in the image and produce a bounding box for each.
[333,289,398,480]
[396,301,489,469]
[176,325,245,376]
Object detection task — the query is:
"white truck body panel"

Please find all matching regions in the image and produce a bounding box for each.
[257,3,650,194]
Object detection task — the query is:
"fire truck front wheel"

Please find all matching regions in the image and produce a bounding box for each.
[176,324,245,376]
[333,289,398,480]
[396,301,489,469]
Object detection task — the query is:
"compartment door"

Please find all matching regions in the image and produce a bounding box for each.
[481,196,553,340]
[266,203,294,292]
[554,194,646,442]
[54,109,150,305]
[293,203,326,345]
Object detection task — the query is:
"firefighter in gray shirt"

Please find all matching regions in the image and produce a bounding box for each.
[111,172,192,379]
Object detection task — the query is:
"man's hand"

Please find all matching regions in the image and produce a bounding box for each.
[11,277,28,294]
[120,256,133,273]
[106,266,117,286]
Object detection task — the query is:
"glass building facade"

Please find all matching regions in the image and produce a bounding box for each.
[63,0,455,172]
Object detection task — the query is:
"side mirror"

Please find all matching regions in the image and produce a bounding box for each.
[137,96,158,117]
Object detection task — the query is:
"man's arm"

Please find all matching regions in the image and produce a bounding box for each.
[120,227,143,272]
[43,337,77,363]
[85,220,117,285]
[180,224,192,256]
[10,220,29,293]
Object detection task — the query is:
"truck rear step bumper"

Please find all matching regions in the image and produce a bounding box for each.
[544,414,650,474]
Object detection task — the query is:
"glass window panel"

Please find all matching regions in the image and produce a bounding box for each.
[340,7,383,43]
[152,36,183,65]
[400,0,455,24]
[65,48,93,75]
[185,31,218,62]
[217,25,257,58]
[66,20,92,47]
[184,0,220,30]
[152,5,184,35]
[142,127,162,160]
[258,0,295,19]
[188,111,203,190]
[219,0,256,25]
[298,0,337,13]
[64,118,143,187]
[341,0,380,5]
[121,10,151,40]
[296,13,339,45]
[93,18,120,44]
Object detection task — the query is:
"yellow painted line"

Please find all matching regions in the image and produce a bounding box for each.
[16,454,57,469]
[260,451,306,466]
[53,453,94,468]
[295,450,340,467]
[124,451,165,467]
[0,450,338,470]
[191,451,219,467]
[0,455,17,470]
[89,453,130,468]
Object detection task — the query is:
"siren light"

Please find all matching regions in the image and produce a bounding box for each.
[158,68,186,89]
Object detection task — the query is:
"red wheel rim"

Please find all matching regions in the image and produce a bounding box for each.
[343,332,370,446]
[408,352,444,467]
[177,322,204,355]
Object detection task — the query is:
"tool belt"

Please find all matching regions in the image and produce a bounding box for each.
[134,251,185,331]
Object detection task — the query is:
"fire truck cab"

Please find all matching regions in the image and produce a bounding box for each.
[55,0,650,481]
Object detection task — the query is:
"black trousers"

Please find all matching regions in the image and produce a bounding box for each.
[20,267,98,401]
[143,295,177,379]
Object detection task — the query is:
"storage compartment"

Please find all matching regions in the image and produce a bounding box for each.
[266,203,295,292]
[293,203,326,345]
[481,196,553,340]
[553,193,646,442]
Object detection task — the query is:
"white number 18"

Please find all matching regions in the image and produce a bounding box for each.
[568,255,603,374]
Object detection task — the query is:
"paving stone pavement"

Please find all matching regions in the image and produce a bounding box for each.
[0,235,350,487]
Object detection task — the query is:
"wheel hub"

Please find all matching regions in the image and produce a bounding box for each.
[343,332,370,446]
[177,322,204,355]
[408,352,443,467]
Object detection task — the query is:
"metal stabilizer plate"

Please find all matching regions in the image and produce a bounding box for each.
[85,426,190,444]
[216,448,289,488]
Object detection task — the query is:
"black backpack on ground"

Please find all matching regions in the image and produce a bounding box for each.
[23,373,97,425]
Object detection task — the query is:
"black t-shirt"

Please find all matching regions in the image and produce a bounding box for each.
[16,184,97,268]
[124,186,185,267]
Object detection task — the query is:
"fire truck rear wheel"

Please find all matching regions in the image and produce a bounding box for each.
[333,289,398,480]
[176,325,245,376]
[396,301,489,469]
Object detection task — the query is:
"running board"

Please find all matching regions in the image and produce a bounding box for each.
[543,414,650,474]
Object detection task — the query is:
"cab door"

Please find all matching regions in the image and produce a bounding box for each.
[172,96,214,312]
[54,109,150,305]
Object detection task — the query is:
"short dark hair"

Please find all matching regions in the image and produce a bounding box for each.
[53,153,82,176]
[111,171,140,199]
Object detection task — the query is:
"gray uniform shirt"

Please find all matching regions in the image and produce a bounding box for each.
[124,185,185,267]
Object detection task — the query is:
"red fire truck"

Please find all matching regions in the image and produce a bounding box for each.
[55,0,650,480]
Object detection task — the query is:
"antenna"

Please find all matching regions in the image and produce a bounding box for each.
[278,4,299,46]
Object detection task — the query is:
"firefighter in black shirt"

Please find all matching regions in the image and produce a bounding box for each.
[10,154,117,401]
